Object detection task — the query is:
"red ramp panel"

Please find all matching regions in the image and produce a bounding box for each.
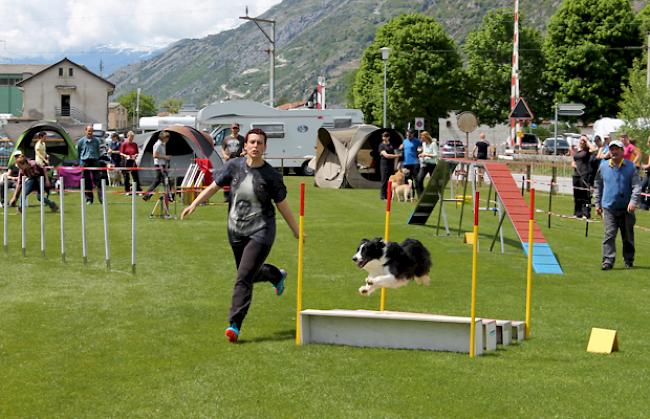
[483,162,563,274]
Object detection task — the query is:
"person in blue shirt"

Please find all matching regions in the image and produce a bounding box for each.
[77,125,102,204]
[594,140,642,270]
[399,129,421,188]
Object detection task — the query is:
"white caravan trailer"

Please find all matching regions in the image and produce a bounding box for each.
[196,100,364,175]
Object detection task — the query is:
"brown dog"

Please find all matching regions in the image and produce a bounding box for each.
[389,168,409,199]
[394,179,414,202]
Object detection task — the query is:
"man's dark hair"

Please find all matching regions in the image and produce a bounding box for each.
[37,131,47,138]
[245,128,267,145]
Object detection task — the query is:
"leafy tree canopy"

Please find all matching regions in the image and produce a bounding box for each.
[351,14,463,130]
[117,91,157,125]
[618,63,650,154]
[543,0,641,122]
[464,9,550,126]
[159,98,183,114]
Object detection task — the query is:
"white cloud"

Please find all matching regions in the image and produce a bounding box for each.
[0,0,282,58]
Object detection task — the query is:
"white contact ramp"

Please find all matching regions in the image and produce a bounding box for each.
[300,309,484,355]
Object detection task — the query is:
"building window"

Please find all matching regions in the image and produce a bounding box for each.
[69,68,74,77]
[251,123,285,138]
[59,67,63,77]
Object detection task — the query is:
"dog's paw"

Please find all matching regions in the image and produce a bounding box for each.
[365,277,374,286]
[358,285,375,296]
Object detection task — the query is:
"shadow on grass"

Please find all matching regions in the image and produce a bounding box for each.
[239,329,296,344]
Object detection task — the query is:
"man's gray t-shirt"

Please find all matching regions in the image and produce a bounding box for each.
[153,140,166,165]
[213,158,287,245]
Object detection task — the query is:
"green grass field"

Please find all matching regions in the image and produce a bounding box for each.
[1,177,649,417]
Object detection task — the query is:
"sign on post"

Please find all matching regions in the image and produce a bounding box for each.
[509,97,534,120]
[557,103,585,117]
[414,117,425,131]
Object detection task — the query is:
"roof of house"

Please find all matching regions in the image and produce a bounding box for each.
[16,57,115,89]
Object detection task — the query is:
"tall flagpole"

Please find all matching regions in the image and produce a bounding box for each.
[510,0,520,148]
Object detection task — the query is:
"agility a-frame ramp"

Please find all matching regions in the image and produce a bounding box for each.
[481,162,562,274]
[407,160,562,275]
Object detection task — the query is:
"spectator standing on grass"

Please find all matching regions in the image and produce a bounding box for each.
[399,129,421,185]
[143,131,171,202]
[119,131,142,195]
[108,133,123,167]
[9,150,58,213]
[34,131,49,168]
[221,123,245,202]
[597,134,611,160]
[379,131,400,200]
[472,132,490,187]
[181,128,300,343]
[77,125,102,204]
[415,131,438,196]
[472,132,490,160]
[594,140,642,270]
[640,136,650,211]
[571,136,594,218]
[0,162,19,207]
[620,134,639,164]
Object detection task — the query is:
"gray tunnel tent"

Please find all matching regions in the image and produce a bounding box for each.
[315,125,403,189]
[136,126,223,185]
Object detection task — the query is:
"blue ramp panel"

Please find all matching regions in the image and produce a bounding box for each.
[522,243,564,275]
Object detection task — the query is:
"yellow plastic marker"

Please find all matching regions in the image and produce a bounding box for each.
[587,328,619,354]
[295,183,305,346]
[525,188,535,339]
[469,191,479,358]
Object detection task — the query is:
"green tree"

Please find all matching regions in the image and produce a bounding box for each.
[543,0,641,122]
[159,98,183,114]
[618,63,650,154]
[638,3,650,39]
[117,90,157,126]
[464,9,550,126]
[350,14,463,130]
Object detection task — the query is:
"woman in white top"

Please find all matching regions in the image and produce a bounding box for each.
[416,131,438,196]
[34,131,49,167]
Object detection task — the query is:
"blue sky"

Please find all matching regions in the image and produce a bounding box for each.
[0,0,282,60]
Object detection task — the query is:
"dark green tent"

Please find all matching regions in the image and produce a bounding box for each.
[9,122,77,166]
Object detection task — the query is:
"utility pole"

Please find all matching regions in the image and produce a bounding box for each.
[240,8,276,107]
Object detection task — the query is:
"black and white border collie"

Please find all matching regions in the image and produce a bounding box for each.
[352,237,432,295]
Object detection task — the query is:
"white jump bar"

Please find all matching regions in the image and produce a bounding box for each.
[300,309,484,355]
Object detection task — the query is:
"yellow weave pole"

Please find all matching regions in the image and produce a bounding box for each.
[380,181,393,312]
[525,188,535,339]
[295,183,305,346]
[469,191,479,358]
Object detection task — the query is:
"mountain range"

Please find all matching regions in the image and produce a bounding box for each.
[107,0,645,108]
[18,46,162,80]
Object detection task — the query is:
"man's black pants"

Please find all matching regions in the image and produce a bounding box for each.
[228,237,282,329]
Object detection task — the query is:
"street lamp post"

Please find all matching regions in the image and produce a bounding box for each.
[380,47,391,128]
[135,88,141,132]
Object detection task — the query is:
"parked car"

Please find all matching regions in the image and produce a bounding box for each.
[542,138,571,155]
[518,133,541,153]
[441,140,465,158]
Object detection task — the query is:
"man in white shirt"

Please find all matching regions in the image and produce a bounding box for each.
[143,131,171,201]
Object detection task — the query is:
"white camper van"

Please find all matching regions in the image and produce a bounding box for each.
[196,100,364,175]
